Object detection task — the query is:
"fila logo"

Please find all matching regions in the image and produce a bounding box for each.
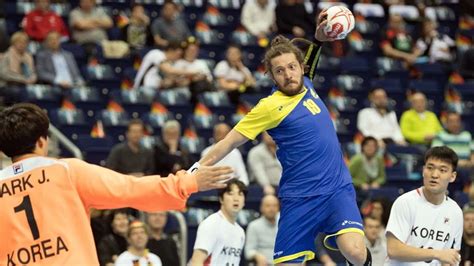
[13,164,23,175]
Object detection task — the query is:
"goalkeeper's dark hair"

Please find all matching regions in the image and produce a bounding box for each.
[263,35,305,76]
[0,103,49,158]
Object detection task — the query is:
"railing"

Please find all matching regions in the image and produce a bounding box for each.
[48,123,83,160]
[169,211,188,266]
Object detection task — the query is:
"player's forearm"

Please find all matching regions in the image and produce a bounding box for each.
[387,236,437,262]
[199,138,235,166]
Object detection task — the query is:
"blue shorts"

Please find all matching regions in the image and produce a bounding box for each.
[273,184,364,264]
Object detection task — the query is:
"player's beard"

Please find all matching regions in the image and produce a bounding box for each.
[277,75,305,96]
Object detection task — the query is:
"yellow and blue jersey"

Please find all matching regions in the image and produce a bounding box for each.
[234,44,352,197]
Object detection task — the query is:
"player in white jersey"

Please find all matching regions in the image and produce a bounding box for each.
[190,179,247,266]
[386,146,463,265]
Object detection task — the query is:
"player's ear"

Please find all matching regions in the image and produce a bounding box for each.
[449,171,457,183]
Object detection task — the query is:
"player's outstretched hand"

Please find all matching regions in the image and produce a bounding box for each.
[434,249,460,265]
[193,165,233,191]
[315,9,336,42]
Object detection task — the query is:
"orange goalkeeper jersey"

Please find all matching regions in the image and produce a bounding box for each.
[0,156,198,266]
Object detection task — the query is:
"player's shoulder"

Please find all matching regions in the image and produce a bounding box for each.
[200,211,221,227]
[445,196,463,215]
[394,189,421,205]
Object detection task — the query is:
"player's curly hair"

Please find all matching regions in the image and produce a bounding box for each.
[263,35,306,76]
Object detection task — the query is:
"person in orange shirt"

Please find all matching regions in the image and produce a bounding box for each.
[0,103,232,266]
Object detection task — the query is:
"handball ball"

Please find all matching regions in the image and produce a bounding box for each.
[323,6,355,40]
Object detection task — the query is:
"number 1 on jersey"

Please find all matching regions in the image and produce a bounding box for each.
[303,99,321,115]
[14,195,40,240]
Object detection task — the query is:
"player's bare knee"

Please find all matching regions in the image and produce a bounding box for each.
[345,246,366,265]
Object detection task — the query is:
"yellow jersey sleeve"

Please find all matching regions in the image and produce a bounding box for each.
[235,90,307,140]
[234,98,273,140]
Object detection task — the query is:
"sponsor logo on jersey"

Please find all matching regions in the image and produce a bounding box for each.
[341,220,363,227]
[13,164,23,175]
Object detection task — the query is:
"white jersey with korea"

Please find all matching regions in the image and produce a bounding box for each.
[385,187,463,266]
[193,210,245,266]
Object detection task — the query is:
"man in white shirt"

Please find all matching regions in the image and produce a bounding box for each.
[133,41,199,89]
[245,194,279,266]
[386,146,463,265]
[115,221,162,266]
[357,87,406,147]
[363,216,387,265]
[247,131,281,195]
[190,179,247,266]
[241,0,275,39]
[201,123,249,185]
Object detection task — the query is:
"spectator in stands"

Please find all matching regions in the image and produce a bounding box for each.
[190,179,247,265]
[315,233,346,265]
[173,37,214,101]
[151,1,191,48]
[349,136,386,191]
[381,14,418,65]
[36,31,85,88]
[462,204,474,264]
[133,41,199,89]
[98,209,130,266]
[432,112,474,168]
[145,211,179,266]
[0,31,37,86]
[106,119,155,177]
[413,18,455,65]
[363,216,387,265]
[214,44,256,104]
[400,92,442,146]
[201,123,249,185]
[247,131,281,195]
[241,0,275,39]
[122,4,151,50]
[357,87,406,147]
[460,48,474,79]
[361,197,392,243]
[69,0,113,45]
[23,0,69,42]
[275,0,315,38]
[245,195,279,266]
[154,120,192,177]
[115,220,162,266]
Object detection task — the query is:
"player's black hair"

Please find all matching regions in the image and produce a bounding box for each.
[0,103,49,158]
[217,179,248,200]
[424,146,458,171]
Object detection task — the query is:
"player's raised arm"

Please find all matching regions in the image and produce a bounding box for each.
[198,129,249,166]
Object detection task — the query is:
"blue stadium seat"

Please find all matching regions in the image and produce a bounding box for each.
[376,57,409,82]
[68,87,107,115]
[74,135,115,165]
[23,85,62,112]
